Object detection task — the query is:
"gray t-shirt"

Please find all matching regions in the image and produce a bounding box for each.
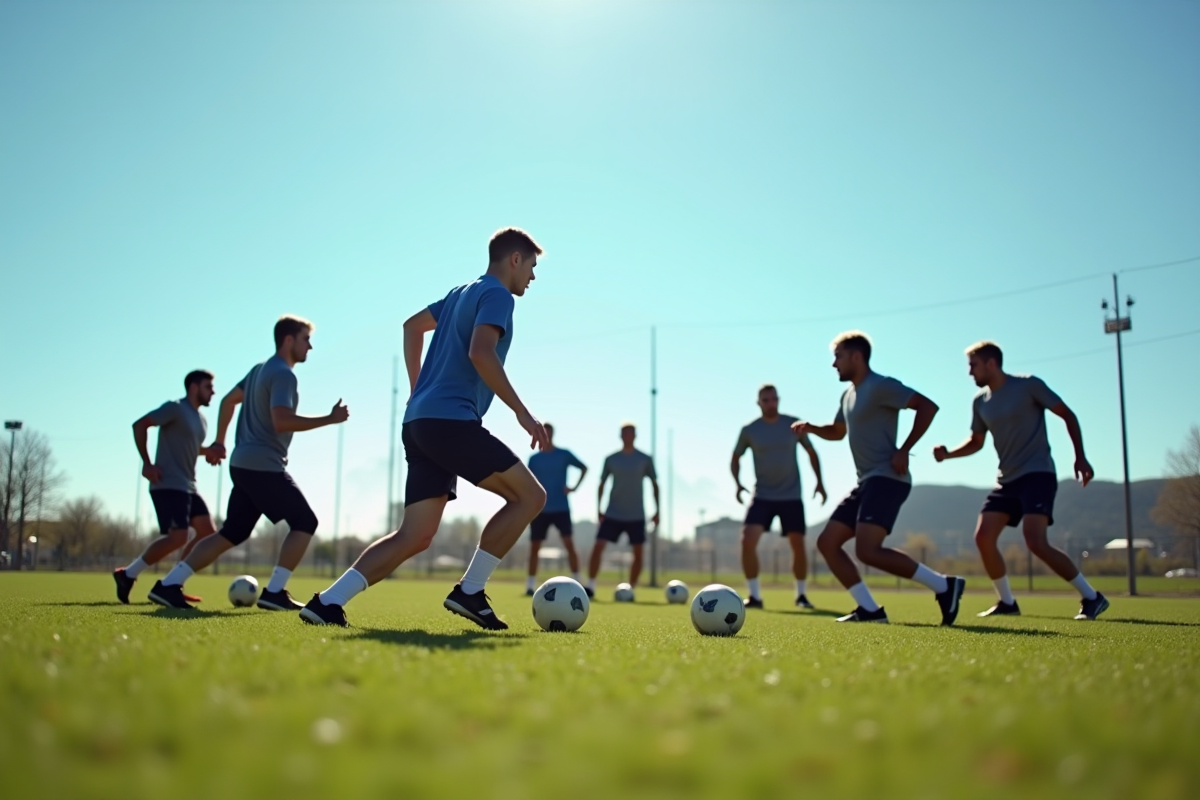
[147,399,207,493]
[971,374,1063,484]
[835,372,916,485]
[230,356,299,472]
[600,449,657,521]
[734,416,809,501]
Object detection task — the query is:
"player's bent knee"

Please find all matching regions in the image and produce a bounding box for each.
[290,511,319,536]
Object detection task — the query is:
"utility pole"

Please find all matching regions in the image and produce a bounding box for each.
[1102,274,1137,596]
[649,326,659,587]
[387,356,399,531]
[334,423,344,577]
[3,421,22,568]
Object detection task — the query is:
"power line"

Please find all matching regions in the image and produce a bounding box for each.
[1022,327,1200,365]
[1118,255,1200,275]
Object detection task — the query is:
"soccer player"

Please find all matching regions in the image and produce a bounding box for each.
[525,423,587,595]
[794,331,965,624]
[301,228,549,629]
[113,370,220,605]
[932,341,1107,620]
[732,383,827,610]
[147,316,349,610]
[585,424,659,600]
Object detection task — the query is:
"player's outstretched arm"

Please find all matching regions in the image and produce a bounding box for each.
[650,477,661,526]
[596,470,609,523]
[799,437,827,504]
[467,323,548,450]
[271,400,350,434]
[893,392,939,477]
[403,308,437,396]
[1050,402,1094,486]
[205,385,244,464]
[567,465,588,494]
[933,432,985,463]
[131,414,161,483]
[791,420,846,442]
[730,452,749,503]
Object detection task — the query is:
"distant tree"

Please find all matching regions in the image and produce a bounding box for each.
[54,496,104,570]
[1,430,65,568]
[899,532,936,560]
[1152,426,1200,568]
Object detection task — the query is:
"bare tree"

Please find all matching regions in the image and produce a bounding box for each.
[54,496,104,570]
[1152,426,1200,568]
[1,430,65,568]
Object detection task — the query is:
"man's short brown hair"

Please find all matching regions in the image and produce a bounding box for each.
[966,340,1003,368]
[488,227,543,263]
[832,330,872,363]
[184,370,214,390]
[758,383,778,397]
[274,315,314,349]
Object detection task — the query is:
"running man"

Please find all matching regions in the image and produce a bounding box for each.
[113,370,220,604]
[147,316,349,611]
[525,423,587,595]
[586,424,659,600]
[732,383,827,610]
[301,227,548,629]
[932,341,1107,620]
[795,331,966,624]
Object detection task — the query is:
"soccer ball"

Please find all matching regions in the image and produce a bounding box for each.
[665,580,689,604]
[614,582,635,602]
[228,575,259,607]
[690,583,745,636]
[531,576,590,632]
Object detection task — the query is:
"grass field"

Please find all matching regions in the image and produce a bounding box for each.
[1,573,1197,800]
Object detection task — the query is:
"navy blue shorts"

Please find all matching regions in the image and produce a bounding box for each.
[531,510,573,541]
[597,518,646,546]
[982,472,1057,527]
[219,467,318,546]
[829,477,911,535]
[744,498,806,536]
[149,490,210,534]
[403,419,520,506]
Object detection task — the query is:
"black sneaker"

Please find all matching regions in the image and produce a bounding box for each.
[1074,592,1110,621]
[935,576,967,626]
[113,568,135,604]
[584,586,595,599]
[524,588,535,597]
[299,594,348,627]
[978,600,1021,617]
[147,581,194,610]
[795,594,814,609]
[444,584,508,631]
[257,588,303,611]
[836,606,889,623]
[744,596,764,609]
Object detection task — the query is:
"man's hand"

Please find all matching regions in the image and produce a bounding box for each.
[735,484,748,505]
[205,442,227,465]
[1075,456,1094,487]
[517,408,550,451]
[651,512,660,527]
[932,445,949,463]
[891,449,910,477]
[329,399,350,424]
[813,482,828,505]
[142,464,162,484]
[598,513,606,525]
[791,421,811,437]
[563,486,573,496]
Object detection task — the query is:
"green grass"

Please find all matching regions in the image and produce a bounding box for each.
[1,573,1197,800]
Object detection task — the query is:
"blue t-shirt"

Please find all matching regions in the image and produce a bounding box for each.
[529,448,587,514]
[405,275,516,422]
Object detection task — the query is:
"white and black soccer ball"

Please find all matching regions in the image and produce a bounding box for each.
[532,576,590,632]
[690,583,745,636]
[613,582,635,603]
[665,579,689,604]
[228,575,259,608]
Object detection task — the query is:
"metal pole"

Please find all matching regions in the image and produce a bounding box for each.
[387,355,399,531]
[1112,274,1137,596]
[334,424,344,577]
[667,428,674,542]
[132,461,141,541]
[3,426,15,568]
[649,326,658,587]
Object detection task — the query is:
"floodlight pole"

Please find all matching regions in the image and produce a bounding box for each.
[387,356,399,531]
[649,326,659,587]
[333,423,344,577]
[1103,273,1136,596]
[3,421,22,569]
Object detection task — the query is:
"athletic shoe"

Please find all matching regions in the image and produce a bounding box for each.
[182,592,204,604]
[147,581,194,610]
[524,588,535,597]
[112,568,135,604]
[836,606,889,623]
[935,575,967,626]
[743,596,764,609]
[977,600,1021,617]
[299,594,348,627]
[584,586,595,599]
[444,584,509,631]
[257,588,304,611]
[795,594,815,609]
[1074,592,1110,621]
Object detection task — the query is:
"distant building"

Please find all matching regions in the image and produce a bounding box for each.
[694,517,741,548]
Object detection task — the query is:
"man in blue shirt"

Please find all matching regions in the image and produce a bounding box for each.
[304,228,550,630]
[525,423,588,594]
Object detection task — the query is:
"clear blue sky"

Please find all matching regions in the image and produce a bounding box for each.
[2,1,1198,541]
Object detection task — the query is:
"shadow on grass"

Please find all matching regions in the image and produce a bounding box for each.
[764,608,845,619]
[897,622,1066,637]
[349,627,529,650]
[1021,614,1200,627]
[36,600,129,607]
[146,606,249,620]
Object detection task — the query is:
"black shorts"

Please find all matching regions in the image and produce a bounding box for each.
[982,472,1057,527]
[403,418,520,506]
[531,510,573,541]
[219,467,319,546]
[829,477,911,535]
[744,499,807,536]
[149,490,211,534]
[597,518,646,546]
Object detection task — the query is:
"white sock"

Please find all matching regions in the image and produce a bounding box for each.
[993,576,1015,604]
[1070,573,1098,600]
[125,557,149,579]
[571,571,581,582]
[746,577,762,600]
[912,563,949,594]
[460,548,502,595]
[320,568,368,608]
[586,577,596,591]
[795,579,807,597]
[526,575,536,591]
[266,566,292,593]
[848,581,880,612]
[162,562,194,587]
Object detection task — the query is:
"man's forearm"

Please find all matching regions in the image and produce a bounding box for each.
[404,328,424,395]
[1064,413,1087,459]
[900,406,938,452]
[945,437,983,459]
[471,349,526,415]
[275,413,335,434]
[215,399,237,444]
[806,424,840,441]
[132,425,152,465]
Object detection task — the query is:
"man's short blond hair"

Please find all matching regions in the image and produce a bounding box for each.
[965,340,1003,368]
[832,330,872,362]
